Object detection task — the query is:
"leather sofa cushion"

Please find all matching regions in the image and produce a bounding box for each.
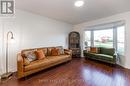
[21,48,48,57]
[47,47,55,56]
[24,55,70,72]
[47,55,70,62]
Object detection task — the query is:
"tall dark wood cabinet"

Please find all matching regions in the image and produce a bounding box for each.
[69,31,81,57]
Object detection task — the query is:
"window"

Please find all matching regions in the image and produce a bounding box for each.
[84,22,125,55]
[85,31,91,47]
[94,29,113,48]
[117,26,125,55]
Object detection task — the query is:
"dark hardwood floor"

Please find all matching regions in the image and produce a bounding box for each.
[0,58,130,86]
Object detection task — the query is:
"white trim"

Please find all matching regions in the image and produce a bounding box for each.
[84,20,125,31]
[113,27,117,49]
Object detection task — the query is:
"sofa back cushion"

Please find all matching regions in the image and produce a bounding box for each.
[51,48,60,56]
[22,48,48,56]
[56,46,64,55]
[35,49,46,60]
[100,47,115,56]
[47,47,55,56]
[21,46,64,57]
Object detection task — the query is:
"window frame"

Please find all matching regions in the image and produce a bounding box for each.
[84,24,125,56]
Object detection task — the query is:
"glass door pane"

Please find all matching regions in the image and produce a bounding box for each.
[94,29,113,48]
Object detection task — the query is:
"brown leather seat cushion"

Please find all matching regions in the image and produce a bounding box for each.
[24,55,70,72]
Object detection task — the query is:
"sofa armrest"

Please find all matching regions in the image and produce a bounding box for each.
[83,50,88,53]
[113,52,118,62]
[113,51,118,57]
[83,50,88,57]
[64,49,70,51]
[17,53,24,78]
[114,52,117,57]
[64,49,72,57]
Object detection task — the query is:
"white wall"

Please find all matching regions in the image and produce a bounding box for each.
[73,11,130,69]
[0,20,4,76]
[0,10,72,75]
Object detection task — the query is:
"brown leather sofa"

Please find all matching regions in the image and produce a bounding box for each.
[17,47,72,79]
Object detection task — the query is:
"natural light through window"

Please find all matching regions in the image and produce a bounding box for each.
[94,29,113,48]
[85,31,91,47]
[84,24,125,55]
[117,26,125,55]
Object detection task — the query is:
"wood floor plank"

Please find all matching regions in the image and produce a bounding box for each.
[0,58,130,86]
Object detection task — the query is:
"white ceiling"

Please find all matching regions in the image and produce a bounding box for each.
[16,0,130,25]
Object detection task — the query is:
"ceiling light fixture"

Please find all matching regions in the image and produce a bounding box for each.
[74,0,84,7]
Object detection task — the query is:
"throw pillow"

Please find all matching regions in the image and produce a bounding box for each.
[90,47,98,53]
[51,48,60,56]
[56,46,64,55]
[35,49,46,60]
[24,51,37,62]
[23,58,30,66]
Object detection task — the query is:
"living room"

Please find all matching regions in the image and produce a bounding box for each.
[0,0,130,86]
